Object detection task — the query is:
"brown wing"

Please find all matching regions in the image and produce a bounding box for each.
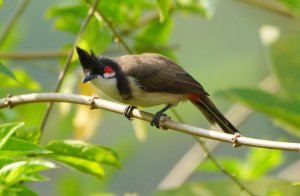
[114,53,208,95]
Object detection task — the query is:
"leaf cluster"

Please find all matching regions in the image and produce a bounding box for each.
[0,122,120,195]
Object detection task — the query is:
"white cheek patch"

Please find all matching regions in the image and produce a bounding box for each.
[103,72,116,79]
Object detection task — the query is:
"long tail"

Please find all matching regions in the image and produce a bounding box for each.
[189,95,239,134]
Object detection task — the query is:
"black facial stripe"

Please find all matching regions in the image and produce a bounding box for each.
[116,72,133,100]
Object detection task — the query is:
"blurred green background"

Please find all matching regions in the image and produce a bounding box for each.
[1,0,300,195]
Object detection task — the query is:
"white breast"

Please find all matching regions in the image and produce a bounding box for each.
[89,76,186,107]
[89,76,124,102]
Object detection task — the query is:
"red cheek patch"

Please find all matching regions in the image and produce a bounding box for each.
[104,66,114,74]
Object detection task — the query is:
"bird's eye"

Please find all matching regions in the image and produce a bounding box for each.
[104,66,114,74]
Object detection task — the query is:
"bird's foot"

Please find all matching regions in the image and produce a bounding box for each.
[151,113,170,129]
[124,105,137,120]
[231,132,241,148]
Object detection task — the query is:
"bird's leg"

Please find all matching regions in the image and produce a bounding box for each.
[124,105,137,120]
[151,104,173,128]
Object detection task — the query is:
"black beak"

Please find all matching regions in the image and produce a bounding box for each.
[82,74,97,83]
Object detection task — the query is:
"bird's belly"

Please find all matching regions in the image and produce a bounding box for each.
[89,77,186,107]
[126,80,186,107]
[126,91,185,107]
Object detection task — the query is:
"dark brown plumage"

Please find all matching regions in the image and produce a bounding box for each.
[114,53,207,95]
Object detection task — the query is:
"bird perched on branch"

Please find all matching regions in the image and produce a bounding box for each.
[76,47,239,134]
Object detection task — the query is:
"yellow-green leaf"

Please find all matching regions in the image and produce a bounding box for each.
[156,0,171,22]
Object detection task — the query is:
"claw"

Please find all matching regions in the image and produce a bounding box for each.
[124,105,137,120]
[151,113,170,129]
[151,113,161,128]
[150,104,173,129]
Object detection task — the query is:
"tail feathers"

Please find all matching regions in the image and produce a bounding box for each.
[190,96,239,134]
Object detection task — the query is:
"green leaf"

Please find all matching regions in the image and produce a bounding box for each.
[15,125,41,144]
[0,157,13,168]
[278,0,300,18]
[134,19,173,54]
[0,69,40,96]
[0,138,51,157]
[219,88,300,135]
[176,0,217,18]
[22,172,49,182]
[48,154,105,179]
[0,122,24,149]
[45,140,121,179]
[78,18,112,54]
[0,159,55,186]
[293,182,300,186]
[198,157,242,174]
[244,148,282,179]
[156,0,171,22]
[46,2,86,18]
[53,16,81,34]
[98,0,147,25]
[0,184,39,196]
[271,34,300,98]
[0,62,18,82]
[136,19,173,45]
[198,148,282,182]
[154,179,300,196]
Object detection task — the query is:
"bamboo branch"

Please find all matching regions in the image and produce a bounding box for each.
[1,93,300,152]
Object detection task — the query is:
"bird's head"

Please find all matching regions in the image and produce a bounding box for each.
[76,46,118,83]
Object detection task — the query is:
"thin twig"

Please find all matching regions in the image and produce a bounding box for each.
[238,0,294,18]
[84,0,134,54]
[1,93,300,152]
[39,0,101,133]
[194,137,257,195]
[170,108,255,195]
[0,0,30,47]
[0,50,68,60]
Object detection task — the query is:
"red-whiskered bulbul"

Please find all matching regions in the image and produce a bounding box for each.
[76,47,239,134]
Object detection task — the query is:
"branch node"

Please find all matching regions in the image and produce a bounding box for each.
[88,94,98,109]
[159,114,171,130]
[4,94,14,108]
[232,132,242,147]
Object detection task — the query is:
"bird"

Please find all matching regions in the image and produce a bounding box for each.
[76,46,240,134]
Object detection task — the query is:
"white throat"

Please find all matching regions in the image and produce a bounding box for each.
[89,76,123,102]
[103,72,115,79]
